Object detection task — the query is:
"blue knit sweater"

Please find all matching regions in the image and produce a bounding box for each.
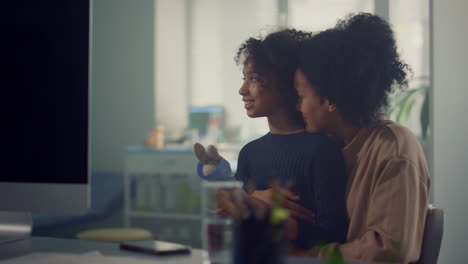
[197,132,348,248]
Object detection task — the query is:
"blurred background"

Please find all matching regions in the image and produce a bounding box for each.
[32,0,467,263]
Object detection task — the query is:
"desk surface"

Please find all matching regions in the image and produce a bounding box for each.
[0,237,331,264]
[1,237,203,263]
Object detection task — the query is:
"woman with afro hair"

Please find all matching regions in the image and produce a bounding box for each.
[294,13,430,263]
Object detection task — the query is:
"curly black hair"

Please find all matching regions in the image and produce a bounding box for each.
[234,29,313,125]
[298,13,411,127]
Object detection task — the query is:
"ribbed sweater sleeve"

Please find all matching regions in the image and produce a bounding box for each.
[295,139,348,248]
[234,145,249,183]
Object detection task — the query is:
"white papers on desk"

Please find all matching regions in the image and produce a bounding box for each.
[1,251,198,264]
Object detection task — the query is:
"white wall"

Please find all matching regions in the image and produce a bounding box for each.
[91,0,155,172]
[155,0,188,138]
[154,0,269,139]
[289,0,374,31]
[432,0,468,262]
[190,0,224,107]
[219,0,276,134]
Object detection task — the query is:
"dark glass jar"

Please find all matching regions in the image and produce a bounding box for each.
[232,211,287,264]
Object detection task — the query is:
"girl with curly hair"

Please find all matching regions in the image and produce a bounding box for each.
[195,29,348,249]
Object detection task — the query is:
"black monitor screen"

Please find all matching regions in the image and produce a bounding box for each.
[4,1,90,184]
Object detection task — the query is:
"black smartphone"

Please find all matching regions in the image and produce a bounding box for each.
[119,240,191,256]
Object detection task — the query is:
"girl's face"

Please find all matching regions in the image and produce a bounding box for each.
[294,68,336,133]
[238,58,282,118]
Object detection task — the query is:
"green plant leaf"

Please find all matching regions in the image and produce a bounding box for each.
[402,97,417,123]
[386,76,430,140]
[420,88,430,140]
[395,88,420,123]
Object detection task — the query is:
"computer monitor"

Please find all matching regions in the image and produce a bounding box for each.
[1,0,91,241]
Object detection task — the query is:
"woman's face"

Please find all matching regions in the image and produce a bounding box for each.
[238,58,282,118]
[294,68,335,133]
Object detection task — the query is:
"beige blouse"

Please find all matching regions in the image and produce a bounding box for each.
[320,120,430,263]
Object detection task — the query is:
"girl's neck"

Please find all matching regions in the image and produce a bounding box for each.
[267,111,305,135]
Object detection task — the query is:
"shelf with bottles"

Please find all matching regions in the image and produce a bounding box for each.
[129,172,202,216]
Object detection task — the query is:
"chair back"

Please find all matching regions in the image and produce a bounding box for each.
[415,204,444,264]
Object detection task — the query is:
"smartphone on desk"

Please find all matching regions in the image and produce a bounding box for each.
[119,240,191,256]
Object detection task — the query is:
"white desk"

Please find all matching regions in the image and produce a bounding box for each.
[0,237,203,263]
[0,237,352,264]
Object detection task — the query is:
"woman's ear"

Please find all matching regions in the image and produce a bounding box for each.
[325,99,337,112]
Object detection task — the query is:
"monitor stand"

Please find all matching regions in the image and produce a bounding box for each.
[0,211,32,244]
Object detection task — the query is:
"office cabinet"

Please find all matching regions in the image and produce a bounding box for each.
[123,146,202,246]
